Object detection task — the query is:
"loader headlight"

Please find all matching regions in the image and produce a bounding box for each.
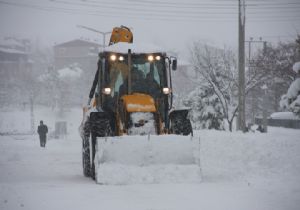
[147,55,154,62]
[110,54,117,61]
[162,87,171,95]
[155,55,161,60]
[102,87,111,95]
[118,56,124,61]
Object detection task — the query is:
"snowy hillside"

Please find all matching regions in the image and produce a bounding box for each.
[0,107,300,210]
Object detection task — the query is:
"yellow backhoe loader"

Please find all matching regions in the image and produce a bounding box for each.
[80,26,200,184]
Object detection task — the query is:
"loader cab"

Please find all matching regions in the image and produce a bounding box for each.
[97,50,172,124]
[105,53,168,100]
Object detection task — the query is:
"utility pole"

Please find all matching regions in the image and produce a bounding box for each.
[246,37,254,123]
[245,37,267,123]
[77,25,111,49]
[238,0,246,132]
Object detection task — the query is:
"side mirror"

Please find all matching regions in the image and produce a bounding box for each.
[172,59,177,71]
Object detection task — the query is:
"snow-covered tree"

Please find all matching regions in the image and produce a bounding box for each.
[188,39,300,131]
[280,62,300,117]
[38,66,60,109]
[188,43,238,131]
[37,63,83,112]
[56,63,83,113]
[183,87,224,130]
[249,41,299,117]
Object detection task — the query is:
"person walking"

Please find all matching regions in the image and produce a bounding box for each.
[37,120,48,147]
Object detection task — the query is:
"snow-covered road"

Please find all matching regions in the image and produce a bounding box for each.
[1,127,300,210]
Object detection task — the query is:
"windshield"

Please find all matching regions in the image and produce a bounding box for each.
[107,54,166,99]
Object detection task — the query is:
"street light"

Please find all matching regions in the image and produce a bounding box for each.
[77,25,111,50]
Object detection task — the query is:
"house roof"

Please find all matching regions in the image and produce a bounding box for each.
[54,39,102,48]
[0,47,27,55]
[0,37,26,49]
[0,37,29,55]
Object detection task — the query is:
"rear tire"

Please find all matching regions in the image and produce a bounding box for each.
[171,116,193,136]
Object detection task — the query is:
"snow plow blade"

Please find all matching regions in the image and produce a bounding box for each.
[94,135,201,185]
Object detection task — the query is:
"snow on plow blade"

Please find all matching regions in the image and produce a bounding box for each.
[95,135,201,185]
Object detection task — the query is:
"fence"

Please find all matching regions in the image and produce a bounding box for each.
[54,121,67,138]
[255,117,300,129]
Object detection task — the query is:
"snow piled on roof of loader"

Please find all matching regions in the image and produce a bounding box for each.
[104,42,165,54]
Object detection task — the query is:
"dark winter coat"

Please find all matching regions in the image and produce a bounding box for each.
[38,124,48,137]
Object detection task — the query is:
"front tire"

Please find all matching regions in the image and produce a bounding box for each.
[82,119,91,177]
[90,132,97,180]
[90,117,113,181]
[82,135,91,177]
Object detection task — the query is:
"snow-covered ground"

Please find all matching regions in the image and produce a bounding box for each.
[1,107,300,210]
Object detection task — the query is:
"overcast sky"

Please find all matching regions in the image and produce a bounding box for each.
[0,0,299,55]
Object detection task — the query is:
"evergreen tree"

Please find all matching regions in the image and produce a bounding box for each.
[183,87,224,130]
[280,61,300,117]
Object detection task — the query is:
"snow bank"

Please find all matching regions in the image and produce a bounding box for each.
[95,135,201,184]
[197,128,300,182]
[270,111,299,120]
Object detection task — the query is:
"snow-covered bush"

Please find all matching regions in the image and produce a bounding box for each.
[293,61,300,74]
[280,62,300,117]
[183,87,224,130]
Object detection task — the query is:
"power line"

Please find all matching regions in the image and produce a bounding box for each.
[88,0,239,7]
[0,0,299,22]
[88,0,300,7]
[3,0,299,14]
[54,0,300,11]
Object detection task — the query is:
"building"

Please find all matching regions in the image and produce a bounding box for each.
[0,37,32,107]
[0,37,31,80]
[54,39,102,73]
[53,39,103,107]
